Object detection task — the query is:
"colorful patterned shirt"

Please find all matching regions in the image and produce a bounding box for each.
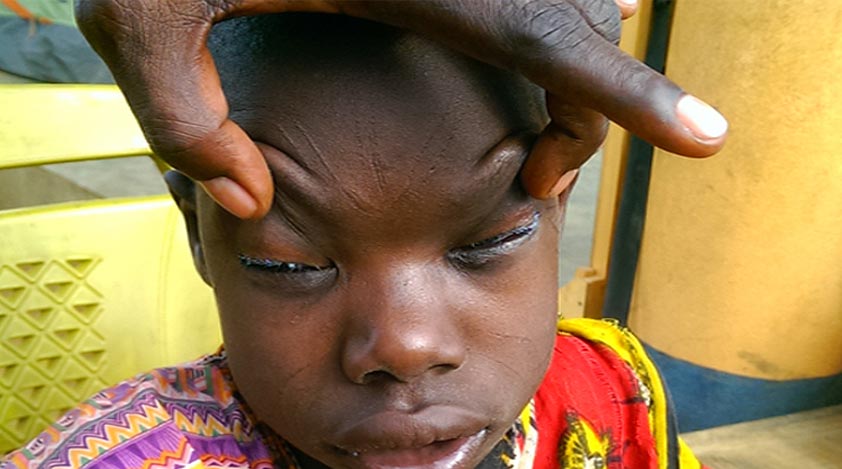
[2,319,705,469]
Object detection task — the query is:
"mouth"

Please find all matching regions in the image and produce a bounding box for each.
[332,407,491,469]
[338,429,489,469]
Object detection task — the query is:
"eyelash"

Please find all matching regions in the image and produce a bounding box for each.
[238,254,329,274]
[238,211,540,276]
[447,212,540,269]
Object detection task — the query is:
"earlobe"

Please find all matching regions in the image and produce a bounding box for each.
[164,171,212,286]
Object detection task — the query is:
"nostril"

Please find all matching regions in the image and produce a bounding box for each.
[359,369,395,385]
[343,328,468,384]
[357,362,460,386]
[431,363,460,375]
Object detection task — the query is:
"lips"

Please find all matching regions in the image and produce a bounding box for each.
[332,406,490,468]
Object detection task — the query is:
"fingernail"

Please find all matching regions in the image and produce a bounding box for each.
[202,177,259,219]
[616,0,637,6]
[676,94,728,141]
[548,169,580,198]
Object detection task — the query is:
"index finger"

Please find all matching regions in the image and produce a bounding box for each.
[335,1,727,156]
[511,19,727,159]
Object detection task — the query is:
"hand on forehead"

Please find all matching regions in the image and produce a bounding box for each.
[77,0,726,219]
[208,14,580,208]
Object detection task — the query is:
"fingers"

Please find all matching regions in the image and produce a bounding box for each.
[520,95,609,198]
[74,0,341,219]
[76,0,721,213]
[343,0,726,196]
[515,0,725,198]
[164,118,273,219]
[568,0,622,45]
[75,0,267,217]
[341,1,727,155]
[615,0,639,20]
[75,0,346,219]
[510,18,727,157]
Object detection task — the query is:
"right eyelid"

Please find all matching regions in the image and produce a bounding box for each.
[447,211,540,267]
[238,253,331,273]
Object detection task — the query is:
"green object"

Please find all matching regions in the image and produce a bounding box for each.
[0,1,112,83]
[0,0,76,27]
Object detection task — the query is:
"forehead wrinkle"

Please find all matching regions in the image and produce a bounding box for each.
[241,112,341,185]
[289,117,341,188]
[257,143,336,238]
[249,114,388,227]
[265,127,532,233]
[465,132,533,199]
[249,111,408,216]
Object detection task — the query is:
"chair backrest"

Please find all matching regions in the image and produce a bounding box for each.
[0,85,221,453]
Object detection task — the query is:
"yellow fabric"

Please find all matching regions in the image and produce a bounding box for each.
[678,438,703,469]
[557,317,703,468]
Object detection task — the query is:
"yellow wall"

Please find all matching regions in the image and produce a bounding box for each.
[629,0,842,380]
[558,1,653,318]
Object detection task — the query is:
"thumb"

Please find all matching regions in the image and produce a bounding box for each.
[521,95,609,199]
[75,0,282,218]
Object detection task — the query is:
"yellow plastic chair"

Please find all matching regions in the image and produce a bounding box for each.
[0,85,221,453]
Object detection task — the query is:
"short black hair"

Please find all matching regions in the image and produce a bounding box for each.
[208,13,547,137]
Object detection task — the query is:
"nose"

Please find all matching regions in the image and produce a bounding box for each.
[340,266,467,385]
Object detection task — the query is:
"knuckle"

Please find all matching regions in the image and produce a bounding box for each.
[144,118,212,156]
[74,0,152,41]
[140,116,234,180]
[76,0,220,35]
[201,0,242,20]
[547,99,609,151]
[575,0,621,45]
[502,1,594,70]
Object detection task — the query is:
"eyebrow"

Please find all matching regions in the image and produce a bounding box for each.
[257,130,533,232]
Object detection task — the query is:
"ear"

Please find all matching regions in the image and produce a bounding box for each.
[164,171,212,286]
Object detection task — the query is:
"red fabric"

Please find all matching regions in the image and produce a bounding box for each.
[533,334,660,469]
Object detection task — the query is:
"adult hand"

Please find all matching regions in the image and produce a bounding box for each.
[76,0,727,218]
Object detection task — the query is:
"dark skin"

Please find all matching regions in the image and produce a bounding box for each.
[167,16,580,469]
[77,0,727,219]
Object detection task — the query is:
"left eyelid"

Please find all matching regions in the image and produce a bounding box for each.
[450,211,541,262]
[238,254,329,273]
[464,211,540,251]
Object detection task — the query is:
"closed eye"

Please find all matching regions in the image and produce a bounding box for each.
[238,254,336,293]
[447,211,540,269]
[238,254,328,274]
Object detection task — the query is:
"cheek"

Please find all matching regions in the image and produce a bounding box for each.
[465,214,560,385]
[214,281,346,448]
[198,204,341,437]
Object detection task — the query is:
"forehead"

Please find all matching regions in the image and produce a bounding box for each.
[212,15,544,169]
[210,14,546,234]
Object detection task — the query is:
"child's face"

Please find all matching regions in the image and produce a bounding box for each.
[178,18,573,468]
